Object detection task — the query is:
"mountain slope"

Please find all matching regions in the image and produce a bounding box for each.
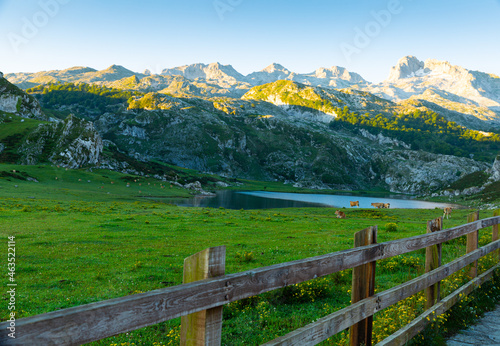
[5,65,143,89]
[0,72,46,120]
[0,75,103,167]
[242,80,395,122]
[6,57,500,129]
[364,56,500,129]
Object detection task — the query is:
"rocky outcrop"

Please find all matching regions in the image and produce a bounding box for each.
[488,155,500,182]
[375,151,489,194]
[20,114,102,168]
[0,76,46,120]
[387,56,427,81]
[366,56,500,129]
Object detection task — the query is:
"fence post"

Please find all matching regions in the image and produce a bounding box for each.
[494,210,499,262]
[466,211,479,278]
[350,226,377,346]
[180,246,226,346]
[425,217,443,309]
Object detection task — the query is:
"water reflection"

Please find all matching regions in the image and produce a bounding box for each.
[163,190,328,209]
[158,190,457,210]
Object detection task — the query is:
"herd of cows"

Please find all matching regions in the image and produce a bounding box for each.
[334,201,454,220]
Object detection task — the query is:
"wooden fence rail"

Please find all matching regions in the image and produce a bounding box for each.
[1,212,499,345]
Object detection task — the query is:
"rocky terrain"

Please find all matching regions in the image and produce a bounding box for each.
[28,84,490,195]
[2,57,500,196]
[0,74,102,168]
[365,56,500,130]
[0,73,46,120]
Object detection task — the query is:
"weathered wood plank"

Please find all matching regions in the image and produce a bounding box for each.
[262,240,500,346]
[180,246,225,346]
[467,212,480,278]
[377,263,500,346]
[425,217,443,309]
[350,226,377,346]
[494,210,499,262]
[1,218,499,346]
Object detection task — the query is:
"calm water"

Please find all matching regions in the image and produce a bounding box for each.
[160,190,457,210]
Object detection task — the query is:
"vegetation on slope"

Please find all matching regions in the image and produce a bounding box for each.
[27,83,141,113]
[0,113,49,163]
[329,107,500,162]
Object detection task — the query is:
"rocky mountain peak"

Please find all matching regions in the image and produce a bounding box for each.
[423,59,470,79]
[387,56,427,81]
[262,63,289,73]
[0,71,4,79]
[103,64,132,74]
[314,66,366,83]
[246,63,292,85]
[61,66,97,75]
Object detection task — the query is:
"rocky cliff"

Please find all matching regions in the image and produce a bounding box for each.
[0,76,103,168]
[19,114,102,168]
[0,73,46,120]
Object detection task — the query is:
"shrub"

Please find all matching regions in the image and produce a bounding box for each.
[385,222,398,232]
[235,251,254,263]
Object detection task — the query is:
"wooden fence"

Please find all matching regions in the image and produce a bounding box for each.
[1,210,499,345]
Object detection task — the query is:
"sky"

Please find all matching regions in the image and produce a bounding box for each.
[0,0,499,83]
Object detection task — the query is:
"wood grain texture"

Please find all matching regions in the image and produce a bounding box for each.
[1,217,498,346]
[262,240,500,346]
[180,246,225,346]
[425,217,443,309]
[494,210,499,262]
[350,226,377,346]
[377,263,500,346]
[467,212,480,278]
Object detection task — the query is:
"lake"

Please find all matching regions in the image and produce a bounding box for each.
[160,190,457,210]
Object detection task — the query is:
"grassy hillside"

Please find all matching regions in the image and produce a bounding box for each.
[0,113,48,141]
[0,172,498,344]
[0,113,50,163]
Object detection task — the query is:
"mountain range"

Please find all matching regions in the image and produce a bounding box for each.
[2,56,500,197]
[5,56,500,130]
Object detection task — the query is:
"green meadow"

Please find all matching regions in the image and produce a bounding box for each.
[0,163,499,345]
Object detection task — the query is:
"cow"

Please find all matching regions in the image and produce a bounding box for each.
[443,207,452,219]
[350,201,359,208]
[335,210,346,219]
[371,202,385,209]
[383,203,390,209]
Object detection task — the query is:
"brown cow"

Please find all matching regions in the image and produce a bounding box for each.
[383,203,390,209]
[443,207,452,219]
[335,210,346,219]
[350,201,359,207]
[371,202,384,209]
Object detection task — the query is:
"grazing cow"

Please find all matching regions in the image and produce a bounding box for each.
[443,207,452,219]
[383,203,390,209]
[335,210,346,219]
[371,202,385,209]
[350,201,360,208]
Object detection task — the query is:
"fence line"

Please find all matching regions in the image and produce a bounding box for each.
[263,239,500,345]
[0,213,499,345]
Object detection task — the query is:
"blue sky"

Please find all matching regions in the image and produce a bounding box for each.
[1,0,499,83]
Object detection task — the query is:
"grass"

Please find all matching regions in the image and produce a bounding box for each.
[0,163,193,202]
[0,164,498,345]
[0,113,49,142]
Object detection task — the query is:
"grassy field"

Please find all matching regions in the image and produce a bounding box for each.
[0,163,499,345]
